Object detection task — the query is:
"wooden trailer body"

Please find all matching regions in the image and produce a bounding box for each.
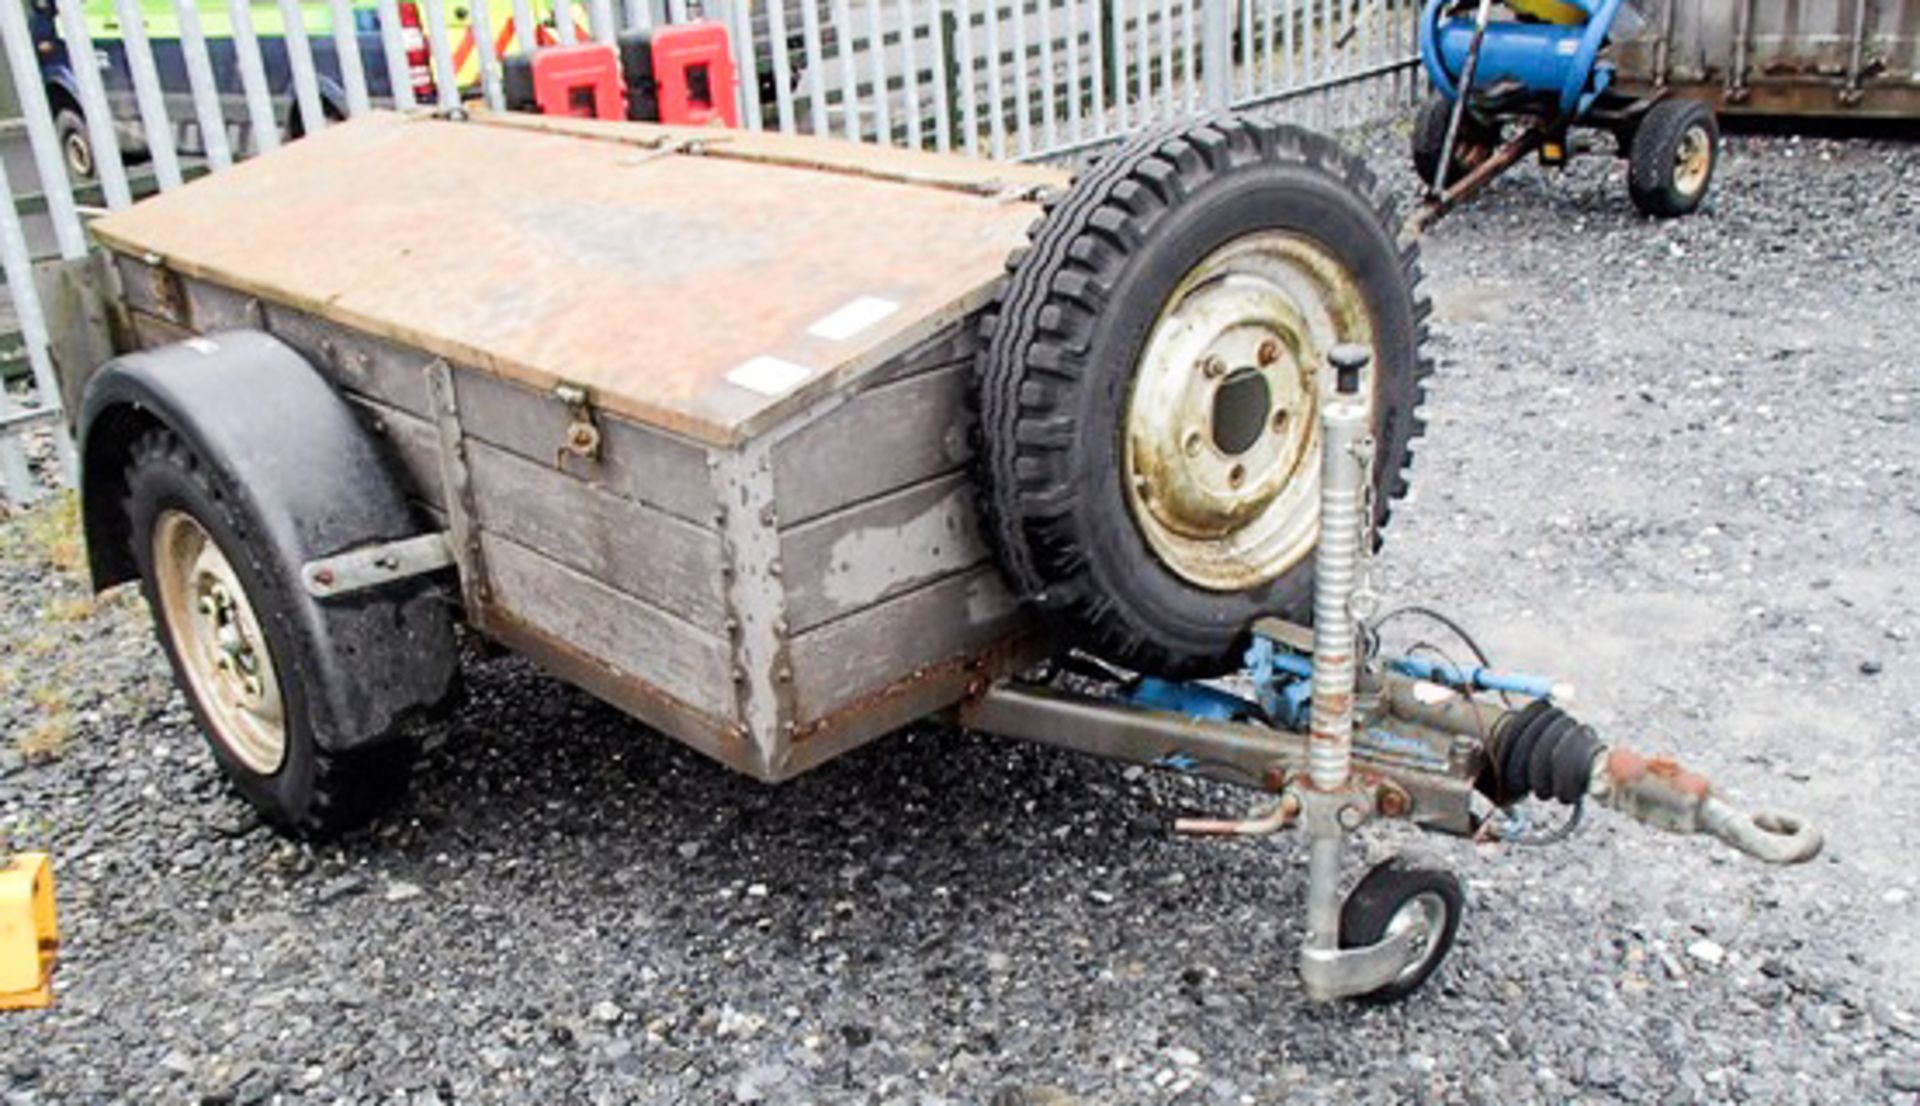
[89,111,1071,781]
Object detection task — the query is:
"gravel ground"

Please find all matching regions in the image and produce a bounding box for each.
[3,128,1918,1105]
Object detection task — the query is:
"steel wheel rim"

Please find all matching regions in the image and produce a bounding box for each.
[1384,890,1449,986]
[1123,230,1375,591]
[1674,124,1712,197]
[63,129,92,179]
[152,509,288,775]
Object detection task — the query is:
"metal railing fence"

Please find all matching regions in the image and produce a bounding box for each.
[0,0,1419,504]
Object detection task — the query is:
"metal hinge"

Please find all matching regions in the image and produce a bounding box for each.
[302,532,457,600]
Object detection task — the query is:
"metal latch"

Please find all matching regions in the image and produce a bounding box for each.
[554,383,602,467]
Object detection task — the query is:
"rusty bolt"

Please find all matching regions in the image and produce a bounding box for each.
[311,567,335,587]
[1262,765,1289,792]
[1198,355,1226,379]
[775,667,792,683]
[1257,339,1282,366]
[1377,787,1411,819]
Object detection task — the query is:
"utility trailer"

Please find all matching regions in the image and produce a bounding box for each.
[70,109,1821,1003]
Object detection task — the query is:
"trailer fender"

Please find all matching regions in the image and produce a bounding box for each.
[76,330,458,753]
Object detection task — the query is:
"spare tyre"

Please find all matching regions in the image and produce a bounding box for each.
[974,116,1430,677]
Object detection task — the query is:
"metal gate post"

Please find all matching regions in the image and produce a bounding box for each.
[1202,0,1232,110]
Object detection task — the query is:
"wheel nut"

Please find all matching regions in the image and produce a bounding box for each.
[198,597,216,617]
[244,676,263,698]
[1198,355,1225,379]
[1228,463,1246,488]
[1182,430,1203,457]
[1257,339,1281,366]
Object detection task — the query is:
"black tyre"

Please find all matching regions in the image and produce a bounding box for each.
[1338,856,1465,1004]
[54,105,95,182]
[975,116,1430,676]
[1627,99,1717,218]
[125,428,417,836]
[1410,94,1497,190]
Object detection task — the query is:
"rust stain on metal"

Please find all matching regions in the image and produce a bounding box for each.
[1607,748,1712,800]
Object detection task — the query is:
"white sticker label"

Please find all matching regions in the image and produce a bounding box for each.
[184,337,220,355]
[806,296,900,342]
[725,356,816,396]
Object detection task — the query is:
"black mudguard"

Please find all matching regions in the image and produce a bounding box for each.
[77,329,458,753]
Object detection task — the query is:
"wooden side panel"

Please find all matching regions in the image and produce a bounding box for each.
[342,397,444,512]
[771,362,974,526]
[780,471,989,633]
[483,533,737,722]
[453,370,717,527]
[466,439,729,631]
[786,564,1025,722]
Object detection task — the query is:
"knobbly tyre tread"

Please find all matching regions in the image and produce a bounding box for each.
[973,115,1433,676]
[124,427,417,838]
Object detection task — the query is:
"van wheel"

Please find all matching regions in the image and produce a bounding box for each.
[127,428,416,837]
[54,106,95,181]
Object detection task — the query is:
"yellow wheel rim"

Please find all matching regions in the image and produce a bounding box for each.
[1674,124,1713,197]
[152,510,288,775]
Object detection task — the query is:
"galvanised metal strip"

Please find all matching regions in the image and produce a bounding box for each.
[1109,0,1126,131]
[421,0,461,107]
[591,0,617,41]
[55,0,135,210]
[228,0,283,151]
[983,0,1005,158]
[1038,0,1058,151]
[328,0,374,114]
[1134,0,1149,120]
[833,0,861,139]
[954,0,978,151]
[900,0,923,147]
[111,0,184,185]
[1156,0,1171,115]
[768,0,800,131]
[927,0,952,151]
[274,0,331,135]
[512,0,538,52]
[1063,0,1082,144]
[1011,0,1033,156]
[867,0,892,142]
[0,152,79,493]
[1180,0,1194,113]
[623,0,652,30]
[0,1,85,260]
[555,0,577,43]
[470,0,504,111]
[374,0,418,108]
[174,0,235,168]
[1239,0,1254,99]
[800,0,830,133]
[728,0,764,132]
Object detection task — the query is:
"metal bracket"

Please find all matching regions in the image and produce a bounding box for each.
[302,532,457,600]
[1298,913,1434,1002]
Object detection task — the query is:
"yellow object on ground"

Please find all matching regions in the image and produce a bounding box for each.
[0,853,56,1010]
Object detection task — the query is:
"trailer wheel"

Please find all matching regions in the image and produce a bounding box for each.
[1627,99,1718,218]
[975,117,1429,676]
[1339,856,1464,1004]
[125,428,417,837]
[1410,95,1496,190]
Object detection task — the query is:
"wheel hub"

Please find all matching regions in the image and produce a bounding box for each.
[1124,231,1374,591]
[153,510,287,775]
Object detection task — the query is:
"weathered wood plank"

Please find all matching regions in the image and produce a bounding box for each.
[482,533,737,722]
[787,563,1026,722]
[772,362,975,526]
[454,369,718,527]
[466,439,730,632]
[781,470,988,633]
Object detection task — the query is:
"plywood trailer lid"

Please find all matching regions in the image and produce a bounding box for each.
[91,112,1068,446]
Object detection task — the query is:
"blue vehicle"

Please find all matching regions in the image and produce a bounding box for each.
[1408,0,1721,225]
[30,0,437,180]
